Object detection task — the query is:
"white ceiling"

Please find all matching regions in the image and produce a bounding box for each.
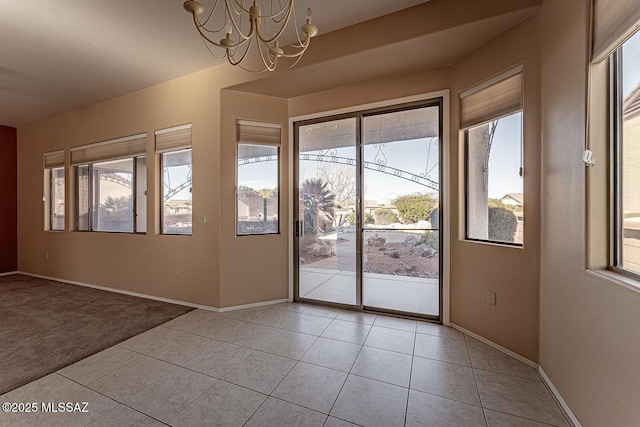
[0,0,428,127]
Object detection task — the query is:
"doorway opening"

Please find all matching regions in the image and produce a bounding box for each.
[294,99,443,320]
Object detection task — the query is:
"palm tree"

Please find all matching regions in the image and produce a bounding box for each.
[257,188,274,222]
[300,178,335,234]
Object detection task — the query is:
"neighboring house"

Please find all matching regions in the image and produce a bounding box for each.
[238,190,278,220]
[164,199,192,215]
[500,193,524,207]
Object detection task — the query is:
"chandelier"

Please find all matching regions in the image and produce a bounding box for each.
[183,0,318,72]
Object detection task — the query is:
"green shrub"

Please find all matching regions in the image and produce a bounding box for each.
[488,207,517,242]
[393,194,438,223]
[346,211,374,225]
[420,230,439,251]
[373,208,399,225]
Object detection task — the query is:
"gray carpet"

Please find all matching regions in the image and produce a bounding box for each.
[0,274,194,395]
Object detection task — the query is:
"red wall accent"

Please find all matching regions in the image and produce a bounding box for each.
[0,125,17,273]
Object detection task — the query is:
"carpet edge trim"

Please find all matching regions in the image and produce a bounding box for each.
[15,271,287,313]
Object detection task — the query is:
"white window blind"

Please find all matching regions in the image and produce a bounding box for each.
[592,0,640,63]
[44,150,65,168]
[71,134,147,166]
[155,124,192,154]
[460,66,523,130]
[237,120,281,146]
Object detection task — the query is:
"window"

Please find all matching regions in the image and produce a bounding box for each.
[72,134,147,233]
[44,150,65,231]
[236,120,281,235]
[461,67,524,246]
[156,124,192,235]
[612,30,640,278]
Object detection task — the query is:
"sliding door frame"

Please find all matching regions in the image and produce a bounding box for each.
[289,91,451,324]
[292,112,362,309]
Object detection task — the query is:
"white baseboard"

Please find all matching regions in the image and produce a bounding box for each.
[450,323,538,368]
[16,271,290,314]
[538,367,583,427]
[450,323,581,427]
[0,270,18,277]
[218,298,289,312]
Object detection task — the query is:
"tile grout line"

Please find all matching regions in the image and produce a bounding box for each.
[239,311,327,427]
[56,373,171,427]
[322,319,376,423]
[404,326,418,426]
[464,338,490,427]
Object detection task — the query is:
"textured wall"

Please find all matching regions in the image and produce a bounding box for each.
[449,14,542,362]
[540,0,640,425]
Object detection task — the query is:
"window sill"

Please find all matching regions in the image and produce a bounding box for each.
[463,238,524,250]
[585,269,640,294]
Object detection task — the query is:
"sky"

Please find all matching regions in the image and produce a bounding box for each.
[485,112,523,199]
[238,111,523,205]
[623,30,640,98]
[139,30,640,207]
[164,164,192,200]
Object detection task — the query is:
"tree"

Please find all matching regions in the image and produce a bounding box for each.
[101,195,129,214]
[300,178,335,234]
[315,163,356,207]
[393,194,438,223]
[257,188,274,222]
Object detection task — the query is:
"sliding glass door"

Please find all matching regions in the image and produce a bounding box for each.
[295,117,358,306]
[362,106,440,316]
[294,100,442,319]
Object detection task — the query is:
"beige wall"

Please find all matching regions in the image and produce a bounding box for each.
[16,3,640,424]
[219,90,289,307]
[17,66,257,308]
[540,0,640,425]
[287,68,449,118]
[449,14,542,362]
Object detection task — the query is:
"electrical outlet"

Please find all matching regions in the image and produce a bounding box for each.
[198,214,211,224]
[486,290,496,306]
[174,267,180,276]
[45,252,49,260]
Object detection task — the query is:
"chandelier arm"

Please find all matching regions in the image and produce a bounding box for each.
[255,0,294,44]
[201,35,228,59]
[277,34,311,58]
[230,0,252,15]
[227,33,256,65]
[284,50,306,69]
[257,38,278,71]
[290,5,304,46]
[190,9,255,51]
[226,0,255,41]
[191,15,227,48]
[200,0,221,27]
[231,0,288,20]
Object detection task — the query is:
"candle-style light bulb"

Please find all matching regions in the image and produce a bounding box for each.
[224,21,233,36]
[306,7,312,21]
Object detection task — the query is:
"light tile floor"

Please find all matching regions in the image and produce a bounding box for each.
[0,303,570,427]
